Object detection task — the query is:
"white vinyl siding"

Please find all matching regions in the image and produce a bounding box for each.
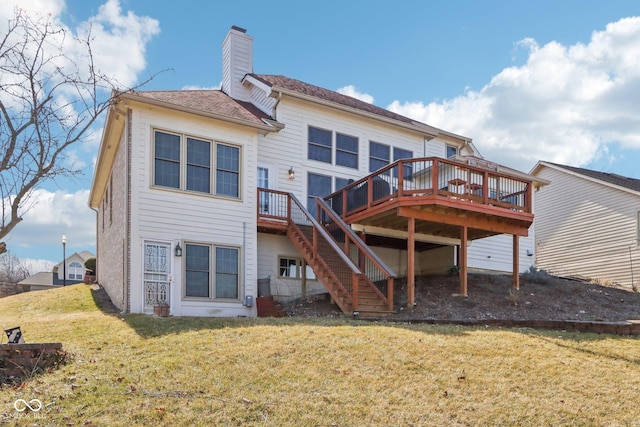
[534,165,640,287]
[127,105,258,316]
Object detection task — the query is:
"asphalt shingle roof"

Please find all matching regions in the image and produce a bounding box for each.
[251,74,447,136]
[546,162,640,192]
[131,90,272,126]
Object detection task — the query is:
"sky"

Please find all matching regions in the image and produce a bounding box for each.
[2,0,640,267]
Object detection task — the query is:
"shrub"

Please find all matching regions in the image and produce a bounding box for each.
[522,266,553,284]
[84,257,96,273]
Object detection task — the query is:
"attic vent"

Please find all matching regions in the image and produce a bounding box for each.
[231,25,247,33]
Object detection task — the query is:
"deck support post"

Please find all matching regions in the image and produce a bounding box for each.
[407,217,415,307]
[460,225,468,296]
[513,234,520,290]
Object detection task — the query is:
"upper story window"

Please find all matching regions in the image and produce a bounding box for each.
[307,172,332,217]
[336,133,358,168]
[308,127,332,163]
[393,147,413,179]
[308,126,359,169]
[446,144,459,158]
[369,141,390,173]
[153,130,240,198]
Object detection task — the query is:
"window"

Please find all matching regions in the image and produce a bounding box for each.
[393,147,413,180]
[308,126,332,163]
[278,257,316,280]
[69,261,84,280]
[184,243,240,300]
[153,130,240,198]
[186,137,211,193]
[369,141,390,173]
[446,145,458,158]
[335,177,351,190]
[215,247,239,299]
[336,133,358,169]
[216,144,240,197]
[185,244,210,297]
[154,131,180,188]
[307,173,332,217]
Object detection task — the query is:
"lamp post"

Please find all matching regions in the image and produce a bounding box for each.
[62,234,67,286]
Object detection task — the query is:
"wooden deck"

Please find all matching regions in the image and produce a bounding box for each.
[324,157,534,241]
[258,156,536,311]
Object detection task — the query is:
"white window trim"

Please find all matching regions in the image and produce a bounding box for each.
[151,128,243,200]
[182,241,242,302]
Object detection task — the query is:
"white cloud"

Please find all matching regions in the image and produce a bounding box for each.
[337,85,375,104]
[388,16,640,172]
[4,188,95,252]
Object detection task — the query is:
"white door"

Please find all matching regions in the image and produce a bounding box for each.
[143,242,171,308]
[257,165,272,214]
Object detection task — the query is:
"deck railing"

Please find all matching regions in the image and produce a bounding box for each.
[326,157,532,217]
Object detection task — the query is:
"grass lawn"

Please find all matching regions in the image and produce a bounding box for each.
[1,284,640,426]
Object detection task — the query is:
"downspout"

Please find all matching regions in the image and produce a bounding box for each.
[125,108,132,313]
[629,239,638,290]
[272,90,283,121]
[90,206,99,282]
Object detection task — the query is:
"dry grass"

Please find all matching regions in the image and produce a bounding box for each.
[1,285,640,426]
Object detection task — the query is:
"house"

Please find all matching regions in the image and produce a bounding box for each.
[18,251,95,291]
[89,26,542,317]
[531,161,640,288]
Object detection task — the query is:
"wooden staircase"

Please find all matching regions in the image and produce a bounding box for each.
[281,193,396,316]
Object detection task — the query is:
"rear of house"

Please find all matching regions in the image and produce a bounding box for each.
[89,26,541,317]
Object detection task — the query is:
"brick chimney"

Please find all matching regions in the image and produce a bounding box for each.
[221,26,252,102]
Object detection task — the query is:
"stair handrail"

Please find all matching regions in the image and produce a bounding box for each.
[316,197,396,310]
[316,197,396,279]
[288,193,362,276]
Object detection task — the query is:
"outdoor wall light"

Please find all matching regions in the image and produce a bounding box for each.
[175,242,182,257]
[288,166,295,180]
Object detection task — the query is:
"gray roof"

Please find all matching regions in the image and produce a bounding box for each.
[251,74,460,139]
[18,272,54,286]
[544,162,640,193]
[127,90,273,127]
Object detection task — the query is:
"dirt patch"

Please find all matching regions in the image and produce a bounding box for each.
[283,273,640,322]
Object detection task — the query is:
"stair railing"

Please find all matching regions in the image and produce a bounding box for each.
[316,197,396,311]
[287,192,363,312]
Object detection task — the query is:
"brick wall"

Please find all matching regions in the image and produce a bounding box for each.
[0,282,27,298]
[96,126,128,311]
[0,343,65,382]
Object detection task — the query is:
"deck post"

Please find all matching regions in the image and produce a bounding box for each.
[460,225,468,296]
[407,217,415,307]
[513,234,520,290]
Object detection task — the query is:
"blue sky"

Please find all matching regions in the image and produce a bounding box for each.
[2,0,640,267]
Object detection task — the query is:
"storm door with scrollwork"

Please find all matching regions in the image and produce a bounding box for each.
[143,242,170,308]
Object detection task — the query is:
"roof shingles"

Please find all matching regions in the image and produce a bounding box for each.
[547,162,640,193]
[130,90,272,127]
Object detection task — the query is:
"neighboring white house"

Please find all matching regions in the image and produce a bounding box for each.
[18,251,95,290]
[89,26,541,317]
[531,161,640,288]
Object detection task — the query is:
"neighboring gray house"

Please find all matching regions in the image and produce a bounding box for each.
[531,161,640,288]
[19,251,95,290]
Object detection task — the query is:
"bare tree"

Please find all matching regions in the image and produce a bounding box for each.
[0,251,31,283]
[0,8,157,245]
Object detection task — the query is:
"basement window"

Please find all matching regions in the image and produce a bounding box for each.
[278,257,316,280]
